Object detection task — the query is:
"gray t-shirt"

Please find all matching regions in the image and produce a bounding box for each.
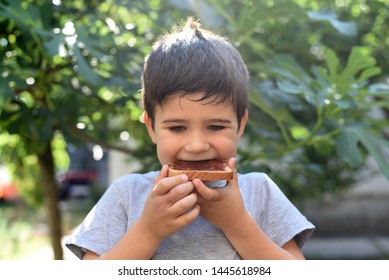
[66,171,315,259]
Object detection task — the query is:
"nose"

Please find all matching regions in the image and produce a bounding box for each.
[185,133,210,153]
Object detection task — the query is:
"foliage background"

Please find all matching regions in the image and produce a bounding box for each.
[1,0,388,259]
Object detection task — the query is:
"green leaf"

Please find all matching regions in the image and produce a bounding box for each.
[335,127,363,167]
[324,48,340,82]
[307,10,357,37]
[337,126,389,180]
[311,65,330,88]
[339,47,376,83]
[368,83,389,97]
[356,67,381,83]
[333,99,356,109]
[357,131,389,180]
[0,1,40,30]
[276,79,303,94]
[272,55,323,107]
[43,36,64,57]
[72,45,100,85]
[0,78,13,107]
[273,55,312,84]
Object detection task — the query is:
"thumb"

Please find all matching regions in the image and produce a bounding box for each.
[153,164,169,188]
[227,157,239,189]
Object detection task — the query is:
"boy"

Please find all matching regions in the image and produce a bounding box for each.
[66,18,315,260]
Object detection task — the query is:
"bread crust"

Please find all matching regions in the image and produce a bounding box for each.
[168,159,233,181]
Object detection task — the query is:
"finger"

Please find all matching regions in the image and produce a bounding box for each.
[227,157,237,173]
[170,192,198,215]
[226,157,239,189]
[153,164,169,185]
[153,175,189,195]
[174,204,200,228]
[166,181,195,205]
[192,178,219,201]
[153,166,189,195]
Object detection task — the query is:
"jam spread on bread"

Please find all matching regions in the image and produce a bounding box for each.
[169,159,227,171]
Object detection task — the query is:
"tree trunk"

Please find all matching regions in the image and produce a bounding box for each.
[37,142,63,260]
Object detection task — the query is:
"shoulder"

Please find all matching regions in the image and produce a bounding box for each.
[237,172,270,184]
[237,172,291,211]
[100,171,159,203]
[238,172,315,247]
[237,172,278,194]
[90,171,159,217]
[112,171,159,188]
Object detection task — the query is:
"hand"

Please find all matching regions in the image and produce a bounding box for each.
[138,165,200,242]
[193,158,248,233]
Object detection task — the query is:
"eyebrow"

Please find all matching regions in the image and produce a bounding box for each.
[206,119,232,124]
[161,119,188,124]
[161,118,232,124]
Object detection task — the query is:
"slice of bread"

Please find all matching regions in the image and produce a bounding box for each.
[168,159,233,181]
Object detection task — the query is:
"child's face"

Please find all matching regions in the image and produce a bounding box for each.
[144,92,248,165]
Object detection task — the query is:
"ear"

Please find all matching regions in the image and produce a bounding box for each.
[143,112,157,144]
[237,109,248,140]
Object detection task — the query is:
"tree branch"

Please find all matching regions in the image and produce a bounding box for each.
[66,124,137,155]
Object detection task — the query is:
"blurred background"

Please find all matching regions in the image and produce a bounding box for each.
[1,0,388,260]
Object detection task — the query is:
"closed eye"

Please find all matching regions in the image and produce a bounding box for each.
[208,125,226,131]
[168,126,186,133]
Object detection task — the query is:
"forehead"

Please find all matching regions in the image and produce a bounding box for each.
[158,92,234,113]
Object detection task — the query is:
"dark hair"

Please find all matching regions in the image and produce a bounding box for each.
[141,18,249,127]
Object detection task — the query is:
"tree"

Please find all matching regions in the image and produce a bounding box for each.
[194,0,389,199]
[1,0,388,259]
[0,0,161,259]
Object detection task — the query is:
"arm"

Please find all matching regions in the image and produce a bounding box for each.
[84,218,303,260]
[221,210,305,260]
[83,220,163,260]
[193,158,305,260]
[84,165,200,260]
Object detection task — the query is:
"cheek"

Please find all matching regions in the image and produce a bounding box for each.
[155,137,179,164]
[211,136,239,157]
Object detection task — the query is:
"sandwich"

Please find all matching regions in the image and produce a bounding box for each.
[168,159,233,181]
